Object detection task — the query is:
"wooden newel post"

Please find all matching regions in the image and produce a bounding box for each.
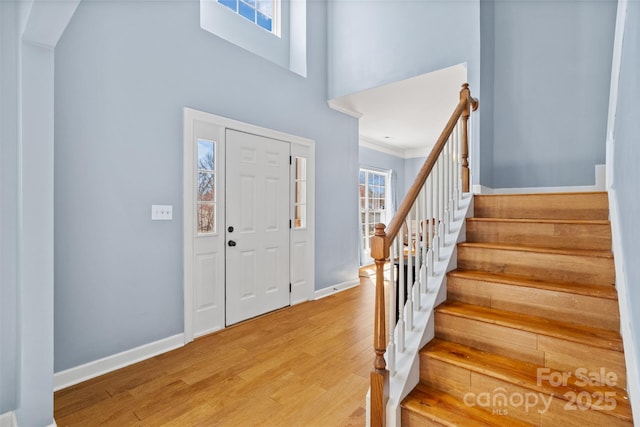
[459,83,478,193]
[370,223,389,427]
[460,83,471,193]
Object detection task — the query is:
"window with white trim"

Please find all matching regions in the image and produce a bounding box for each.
[218,0,278,34]
[359,168,389,257]
[200,0,307,77]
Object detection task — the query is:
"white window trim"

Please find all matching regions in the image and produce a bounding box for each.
[200,0,307,77]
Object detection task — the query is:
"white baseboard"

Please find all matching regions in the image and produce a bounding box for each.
[608,189,640,424]
[313,279,360,300]
[53,333,184,391]
[0,412,17,427]
[0,411,56,427]
[474,184,604,195]
[473,165,606,195]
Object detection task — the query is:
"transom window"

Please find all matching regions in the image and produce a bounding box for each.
[359,168,389,257]
[218,0,276,33]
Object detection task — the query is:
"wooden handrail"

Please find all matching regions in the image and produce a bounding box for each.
[371,84,477,257]
[369,83,477,427]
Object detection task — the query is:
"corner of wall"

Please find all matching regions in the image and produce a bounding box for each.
[607,188,640,425]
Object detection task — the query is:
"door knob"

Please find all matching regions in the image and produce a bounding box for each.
[228,240,237,247]
[228,226,234,233]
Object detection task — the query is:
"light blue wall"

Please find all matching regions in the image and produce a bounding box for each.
[0,0,18,415]
[479,0,495,188]
[327,0,481,184]
[403,157,426,200]
[1,1,58,423]
[54,0,359,372]
[491,0,617,188]
[612,0,640,386]
[17,40,56,427]
[327,0,480,100]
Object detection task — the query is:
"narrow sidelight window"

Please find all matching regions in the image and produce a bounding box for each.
[197,139,217,234]
[294,156,307,229]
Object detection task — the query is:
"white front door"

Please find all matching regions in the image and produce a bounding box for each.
[225,129,291,325]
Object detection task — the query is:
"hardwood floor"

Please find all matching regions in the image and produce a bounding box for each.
[54,277,375,426]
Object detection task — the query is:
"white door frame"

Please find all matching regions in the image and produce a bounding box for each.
[183,108,315,344]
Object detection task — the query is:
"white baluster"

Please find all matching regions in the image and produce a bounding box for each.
[420,184,428,292]
[450,140,454,231]
[413,201,421,310]
[444,136,453,234]
[448,138,454,226]
[397,235,405,352]
[453,122,460,211]
[443,140,450,235]
[388,239,396,376]
[406,213,414,331]
[432,159,440,261]
[438,155,445,250]
[427,174,435,277]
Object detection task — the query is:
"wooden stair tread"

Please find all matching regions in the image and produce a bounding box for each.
[402,383,534,427]
[473,192,609,220]
[421,339,632,422]
[448,270,618,300]
[475,191,607,197]
[458,242,613,259]
[466,217,610,226]
[436,301,623,352]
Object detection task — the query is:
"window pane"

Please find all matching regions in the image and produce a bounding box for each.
[295,181,306,205]
[238,1,256,22]
[216,0,276,34]
[198,203,215,234]
[257,12,272,31]
[197,139,215,171]
[294,205,306,229]
[296,157,307,180]
[256,0,273,17]
[218,0,237,12]
[198,172,215,202]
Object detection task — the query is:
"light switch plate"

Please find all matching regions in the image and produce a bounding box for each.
[152,205,173,220]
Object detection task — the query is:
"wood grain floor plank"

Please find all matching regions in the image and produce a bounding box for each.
[54,278,375,426]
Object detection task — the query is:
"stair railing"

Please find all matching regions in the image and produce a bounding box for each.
[369,84,478,427]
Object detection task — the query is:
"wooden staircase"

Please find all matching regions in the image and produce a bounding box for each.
[401,192,633,426]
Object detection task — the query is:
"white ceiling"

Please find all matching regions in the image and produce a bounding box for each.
[329,63,468,159]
